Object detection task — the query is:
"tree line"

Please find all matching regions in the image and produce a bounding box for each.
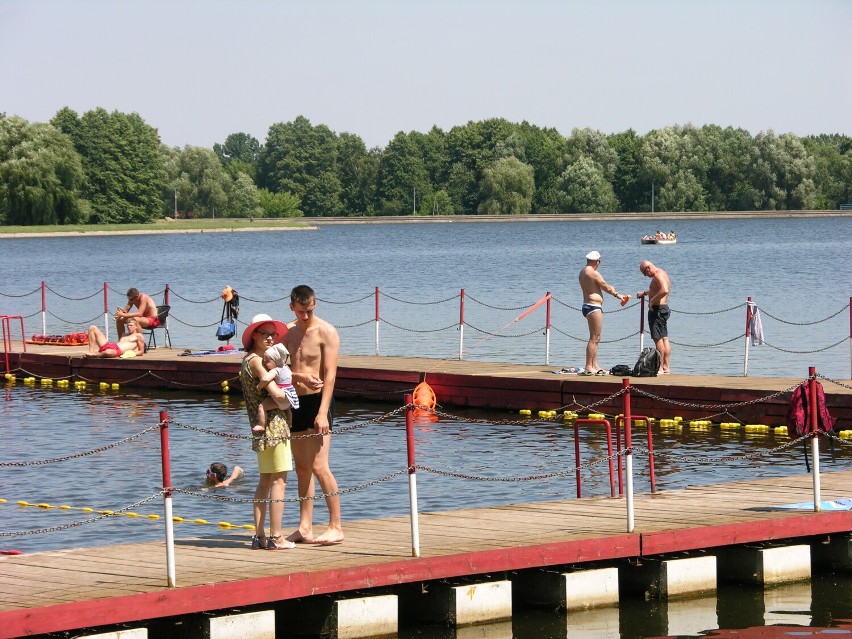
[1,108,850,225]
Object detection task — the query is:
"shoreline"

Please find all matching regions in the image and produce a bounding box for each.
[0,210,848,238]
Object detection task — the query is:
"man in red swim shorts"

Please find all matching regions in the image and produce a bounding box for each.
[84,318,145,358]
[115,288,160,337]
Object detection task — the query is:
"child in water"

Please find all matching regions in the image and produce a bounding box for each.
[253,343,300,435]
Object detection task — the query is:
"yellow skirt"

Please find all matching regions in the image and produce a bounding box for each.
[256,440,293,474]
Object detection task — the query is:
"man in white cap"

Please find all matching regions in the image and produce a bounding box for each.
[578,251,626,375]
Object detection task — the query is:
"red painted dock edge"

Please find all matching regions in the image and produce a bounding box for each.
[4,510,852,639]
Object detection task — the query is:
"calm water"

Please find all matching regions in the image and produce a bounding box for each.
[2,218,851,638]
[0,216,850,379]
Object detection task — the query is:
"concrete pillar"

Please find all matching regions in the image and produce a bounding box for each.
[399,580,511,627]
[717,544,811,585]
[621,555,716,599]
[762,582,812,626]
[207,610,275,639]
[514,568,619,610]
[80,630,147,639]
[664,596,718,636]
[811,533,852,572]
[454,620,513,639]
[331,595,398,639]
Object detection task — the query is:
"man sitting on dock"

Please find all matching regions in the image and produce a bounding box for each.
[83,318,145,358]
[115,288,159,337]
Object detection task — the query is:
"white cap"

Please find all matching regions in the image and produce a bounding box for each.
[585,250,601,261]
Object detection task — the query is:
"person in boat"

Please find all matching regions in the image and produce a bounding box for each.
[283,284,344,545]
[637,260,672,374]
[667,231,676,240]
[578,251,627,376]
[115,288,160,337]
[643,234,652,241]
[83,317,145,358]
[655,230,666,240]
[205,462,244,487]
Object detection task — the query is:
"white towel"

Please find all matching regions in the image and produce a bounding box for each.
[749,304,765,346]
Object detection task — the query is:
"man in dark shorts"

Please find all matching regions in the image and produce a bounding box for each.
[282,285,344,545]
[637,260,672,374]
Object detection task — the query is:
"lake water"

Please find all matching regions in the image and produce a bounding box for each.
[0,216,850,379]
[2,217,851,638]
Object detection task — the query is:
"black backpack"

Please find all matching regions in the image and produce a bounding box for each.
[632,347,660,377]
[609,364,632,376]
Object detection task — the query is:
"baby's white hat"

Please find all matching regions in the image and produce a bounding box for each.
[264,343,289,366]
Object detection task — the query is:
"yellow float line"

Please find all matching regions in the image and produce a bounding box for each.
[5,499,253,529]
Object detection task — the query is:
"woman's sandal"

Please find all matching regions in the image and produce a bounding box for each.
[266,534,296,550]
[251,535,267,550]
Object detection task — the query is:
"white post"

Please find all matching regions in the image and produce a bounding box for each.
[626,454,635,533]
[163,494,176,587]
[809,370,821,511]
[374,286,380,356]
[545,326,551,366]
[743,298,753,377]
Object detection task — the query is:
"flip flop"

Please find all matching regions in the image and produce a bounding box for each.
[595,370,608,376]
[578,371,594,376]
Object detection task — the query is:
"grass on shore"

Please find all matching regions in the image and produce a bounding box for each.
[0,217,308,234]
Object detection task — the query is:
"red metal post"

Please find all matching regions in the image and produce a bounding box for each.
[808,367,817,435]
[159,410,172,494]
[405,394,416,473]
[459,289,465,327]
[573,418,615,499]
[164,283,170,306]
[458,289,465,361]
[545,291,551,330]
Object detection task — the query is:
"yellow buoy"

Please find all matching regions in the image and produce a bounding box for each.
[744,424,769,433]
[99,382,108,389]
[110,383,119,390]
[519,409,532,416]
[774,426,789,436]
[838,430,852,439]
[588,413,606,420]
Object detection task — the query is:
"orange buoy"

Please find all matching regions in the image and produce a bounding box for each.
[412,381,437,411]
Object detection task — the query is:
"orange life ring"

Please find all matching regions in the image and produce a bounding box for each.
[412,381,437,411]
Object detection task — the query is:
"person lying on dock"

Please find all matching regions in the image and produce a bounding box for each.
[83,318,145,358]
[206,463,244,488]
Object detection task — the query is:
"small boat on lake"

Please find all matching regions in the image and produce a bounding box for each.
[642,231,677,245]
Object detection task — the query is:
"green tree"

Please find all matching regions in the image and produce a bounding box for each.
[0,116,87,225]
[748,131,817,210]
[337,132,377,215]
[477,157,535,214]
[258,188,302,218]
[258,116,343,217]
[214,132,260,181]
[170,146,231,217]
[54,108,165,223]
[608,129,646,212]
[229,172,263,218]
[553,156,618,213]
[376,131,431,215]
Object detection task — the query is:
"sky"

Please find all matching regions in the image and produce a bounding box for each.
[1,0,850,151]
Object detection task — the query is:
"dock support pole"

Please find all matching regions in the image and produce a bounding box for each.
[458,289,465,361]
[623,379,635,532]
[405,395,420,557]
[159,410,176,587]
[374,287,380,356]
[809,367,821,511]
[545,291,551,365]
[743,297,752,377]
[41,281,47,337]
[639,295,645,353]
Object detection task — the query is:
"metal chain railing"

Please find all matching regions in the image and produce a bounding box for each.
[381,292,458,305]
[759,303,849,326]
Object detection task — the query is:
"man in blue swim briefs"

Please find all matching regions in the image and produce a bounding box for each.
[578,251,626,375]
[637,260,672,374]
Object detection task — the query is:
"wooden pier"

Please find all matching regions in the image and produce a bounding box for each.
[1,471,850,638]
[5,344,852,424]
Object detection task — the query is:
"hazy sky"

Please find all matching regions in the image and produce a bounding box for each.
[2,0,849,150]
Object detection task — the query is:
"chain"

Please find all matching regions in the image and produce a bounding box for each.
[0,493,163,537]
[45,310,102,325]
[172,469,409,503]
[759,337,848,355]
[168,289,221,304]
[551,325,639,344]
[635,433,813,464]
[464,323,542,338]
[168,314,220,329]
[670,334,743,348]
[671,303,744,316]
[759,303,849,326]
[44,285,103,301]
[0,285,42,298]
[816,373,852,392]
[561,387,630,414]
[335,319,373,329]
[318,293,374,305]
[0,425,160,466]
[381,292,458,305]
[381,319,457,334]
[465,295,529,311]
[631,382,801,412]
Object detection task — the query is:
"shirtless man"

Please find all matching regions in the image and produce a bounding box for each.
[578,251,626,375]
[84,317,145,358]
[115,288,159,337]
[637,260,672,374]
[282,285,344,545]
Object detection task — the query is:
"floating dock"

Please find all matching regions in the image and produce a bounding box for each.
[0,471,850,638]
